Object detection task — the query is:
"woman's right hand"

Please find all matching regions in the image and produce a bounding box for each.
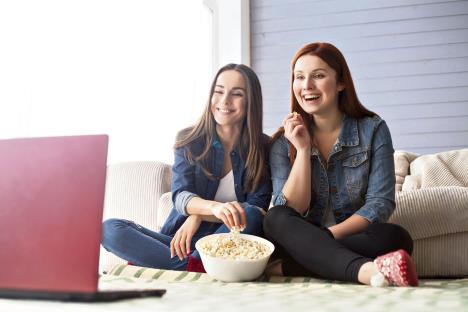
[210,201,247,231]
[170,215,202,260]
[283,113,311,151]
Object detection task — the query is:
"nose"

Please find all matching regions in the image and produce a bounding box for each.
[303,76,316,90]
[219,93,230,106]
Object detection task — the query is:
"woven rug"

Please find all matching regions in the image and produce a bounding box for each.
[1,264,467,312]
[101,264,468,312]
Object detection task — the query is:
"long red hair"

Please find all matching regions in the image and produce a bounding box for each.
[272,42,376,163]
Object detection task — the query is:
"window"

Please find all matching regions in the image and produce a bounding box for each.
[0,0,213,164]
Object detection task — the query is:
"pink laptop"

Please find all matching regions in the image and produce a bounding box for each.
[0,135,165,301]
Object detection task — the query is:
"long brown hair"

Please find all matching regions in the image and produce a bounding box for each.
[174,63,266,193]
[272,42,376,163]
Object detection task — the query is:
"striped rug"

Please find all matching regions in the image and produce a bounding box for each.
[101,264,468,312]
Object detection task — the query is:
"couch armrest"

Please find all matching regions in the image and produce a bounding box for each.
[157,192,174,232]
[390,186,468,240]
[394,150,419,192]
[102,161,172,227]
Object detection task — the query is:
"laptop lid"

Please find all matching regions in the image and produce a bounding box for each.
[0,135,108,294]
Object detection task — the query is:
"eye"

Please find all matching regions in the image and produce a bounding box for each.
[294,74,304,80]
[313,73,325,79]
[232,92,244,97]
[214,90,223,95]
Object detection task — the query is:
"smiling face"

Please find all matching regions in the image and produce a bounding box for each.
[293,54,344,116]
[210,70,247,129]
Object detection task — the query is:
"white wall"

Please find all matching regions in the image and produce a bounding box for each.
[251,0,468,154]
[0,0,213,164]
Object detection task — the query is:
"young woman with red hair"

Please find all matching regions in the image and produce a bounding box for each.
[264,42,418,287]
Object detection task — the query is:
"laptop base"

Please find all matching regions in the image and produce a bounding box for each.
[0,289,166,302]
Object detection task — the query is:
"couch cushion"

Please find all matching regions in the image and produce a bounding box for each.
[408,149,468,189]
[391,186,468,240]
[412,233,468,277]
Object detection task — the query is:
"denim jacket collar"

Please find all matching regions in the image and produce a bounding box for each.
[212,133,223,150]
[310,114,359,157]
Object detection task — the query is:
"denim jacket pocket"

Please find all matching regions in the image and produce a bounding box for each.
[342,150,368,169]
[341,150,369,204]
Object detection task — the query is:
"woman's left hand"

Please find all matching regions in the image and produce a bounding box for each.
[170,215,202,260]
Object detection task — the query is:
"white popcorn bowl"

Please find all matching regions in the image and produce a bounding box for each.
[195,233,275,282]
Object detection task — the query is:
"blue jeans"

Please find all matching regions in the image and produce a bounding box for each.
[101,206,265,270]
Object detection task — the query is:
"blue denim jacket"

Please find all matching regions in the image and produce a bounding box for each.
[160,134,272,236]
[270,114,395,225]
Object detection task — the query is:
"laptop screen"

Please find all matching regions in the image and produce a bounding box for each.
[0,135,108,293]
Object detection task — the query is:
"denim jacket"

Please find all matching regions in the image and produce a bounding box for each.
[270,114,395,225]
[160,134,272,236]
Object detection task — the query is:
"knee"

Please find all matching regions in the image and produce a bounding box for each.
[383,223,414,255]
[392,224,414,255]
[244,205,264,220]
[243,205,265,230]
[263,205,295,237]
[101,218,130,249]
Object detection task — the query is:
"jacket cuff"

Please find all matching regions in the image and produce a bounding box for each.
[174,191,198,216]
[354,209,377,223]
[271,191,287,208]
[355,200,394,223]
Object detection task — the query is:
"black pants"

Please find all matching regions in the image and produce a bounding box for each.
[263,205,413,283]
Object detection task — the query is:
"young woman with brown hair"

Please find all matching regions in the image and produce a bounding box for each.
[102,64,271,272]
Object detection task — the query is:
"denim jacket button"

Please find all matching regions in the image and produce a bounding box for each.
[330,186,337,194]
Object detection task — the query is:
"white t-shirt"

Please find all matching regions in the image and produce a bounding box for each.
[322,199,336,227]
[213,170,237,203]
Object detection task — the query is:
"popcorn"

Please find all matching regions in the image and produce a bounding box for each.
[198,232,270,260]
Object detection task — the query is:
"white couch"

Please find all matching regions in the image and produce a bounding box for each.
[100,149,468,277]
[99,161,173,273]
[389,149,468,277]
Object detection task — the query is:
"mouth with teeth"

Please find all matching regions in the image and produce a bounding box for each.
[216,107,235,114]
[303,94,321,104]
